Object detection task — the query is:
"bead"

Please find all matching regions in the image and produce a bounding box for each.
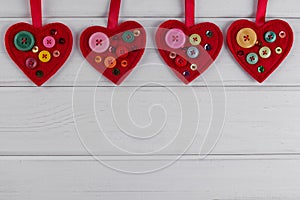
[206,30,213,38]
[36,70,44,77]
[258,66,265,73]
[32,46,39,53]
[169,52,176,59]
[204,44,212,51]
[190,64,198,71]
[275,47,282,54]
[53,50,60,58]
[94,56,102,63]
[112,68,120,76]
[279,31,286,38]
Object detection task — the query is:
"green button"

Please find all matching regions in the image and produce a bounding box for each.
[122,31,135,43]
[246,53,259,65]
[14,31,35,51]
[264,31,276,43]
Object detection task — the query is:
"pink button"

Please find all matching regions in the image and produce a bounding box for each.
[165,28,186,49]
[43,36,55,48]
[89,32,110,53]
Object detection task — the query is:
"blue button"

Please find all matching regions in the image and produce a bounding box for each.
[246,53,259,65]
[186,46,199,58]
[264,31,276,43]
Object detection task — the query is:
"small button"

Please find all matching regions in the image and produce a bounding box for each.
[236,28,257,49]
[204,44,211,51]
[258,66,265,73]
[264,31,276,43]
[25,58,37,69]
[38,50,51,62]
[122,31,135,43]
[95,56,102,63]
[43,36,55,48]
[50,29,58,36]
[36,70,44,78]
[133,29,141,37]
[89,32,110,53]
[165,28,186,49]
[112,68,120,76]
[14,31,35,51]
[246,52,259,65]
[190,64,197,71]
[259,46,271,59]
[279,31,286,39]
[32,46,39,53]
[175,56,187,67]
[53,50,60,57]
[237,50,244,57]
[189,34,201,45]
[59,38,66,44]
[116,46,129,59]
[275,47,282,54]
[169,52,176,59]
[187,46,199,58]
[104,56,116,68]
[121,60,128,67]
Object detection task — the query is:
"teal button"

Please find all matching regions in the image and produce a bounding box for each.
[246,53,259,65]
[122,31,135,43]
[264,31,276,43]
[14,31,35,51]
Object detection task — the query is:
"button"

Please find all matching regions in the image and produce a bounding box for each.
[165,28,186,49]
[43,36,55,48]
[279,31,286,38]
[95,56,102,63]
[32,46,39,53]
[264,31,276,43]
[259,46,271,59]
[89,32,110,53]
[53,50,60,57]
[206,30,213,38]
[236,28,257,48]
[190,64,197,71]
[175,56,187,67]
[38,50,51,62]
[112,68,120,76]
[275,47,282,54]
[14,31,35,51]
[258,66,265,73]
[187,46,199,58]
[25,58,37,69]
[169,52,176,59]
[50,29,58,36]
[59,38,66,44]
[36,70,44,78]
[189,34,201,45]
[122,31,135,43]
[104,56,116,68]
[237,50,244,57]
[133,29,140,37]
[246,53,259,65]
[116,46,129,58]
[204,44,211,51]
[121,60,128,67]
[183,70,190,77]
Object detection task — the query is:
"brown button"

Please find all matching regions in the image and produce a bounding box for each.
[236,28,257,48]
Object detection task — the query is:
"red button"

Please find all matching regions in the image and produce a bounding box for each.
[116,46,129,59]
[175,56,187,67]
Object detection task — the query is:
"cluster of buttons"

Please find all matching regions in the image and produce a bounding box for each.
[13,29,65,77]
[165,28,213,77]
[88,29,140,76]
[236,28,285,73]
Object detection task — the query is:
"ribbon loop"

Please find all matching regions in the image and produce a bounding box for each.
[185,0,195,27]
[30,0,42,28]
[107,0,121,30]
[256,0,268,26]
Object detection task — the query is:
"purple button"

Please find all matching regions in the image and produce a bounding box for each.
[43,36,55,48]
[89,32,110,53]
[165,28,186,49]
[25,58,37,69]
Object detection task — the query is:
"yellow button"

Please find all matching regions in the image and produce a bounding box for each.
[38,50,51,62]
[259,46,271,59]
[189,34,201,45]
[104,56,116,68]
[236,28,257,49]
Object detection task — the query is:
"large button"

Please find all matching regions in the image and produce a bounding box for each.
[25,58,37,69]
[116,46,129,58]
[264,31,276,43]
[259,46,271,59]
[38,50,51,62]
[189,34,201,45]
[175,56,187,67]
[14,31,35,51]
[165,28,186,49]
[104,56,116,68]
[187,46,199,58]
[43,36,55,48]
[236,28,257,49]
[89,32,110,53]
[122,31,135,43]
[246,53,259,65]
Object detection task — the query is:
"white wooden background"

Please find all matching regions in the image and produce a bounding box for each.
[1,0,300,199]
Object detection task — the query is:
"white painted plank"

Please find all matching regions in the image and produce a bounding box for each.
[0,155,300,199]
[0,87,299,155]
[0,18,298,86]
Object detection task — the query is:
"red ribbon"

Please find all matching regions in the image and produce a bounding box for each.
[107,0,121,30]
[256,0,268,26]
[185,0,195,27]
[30,0,42,28]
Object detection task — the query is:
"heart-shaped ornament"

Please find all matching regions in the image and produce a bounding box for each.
[5,22,73,86]
[156,20,223,84]
[80,22,146,85]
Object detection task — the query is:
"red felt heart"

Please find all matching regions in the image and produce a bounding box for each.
[227,19,293,83]
[5,22,73,86]
[155,20,223,84]
[80,21,146,85]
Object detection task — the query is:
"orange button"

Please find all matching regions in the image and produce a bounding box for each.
[236,28,257,49]
[104,56,116,68]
